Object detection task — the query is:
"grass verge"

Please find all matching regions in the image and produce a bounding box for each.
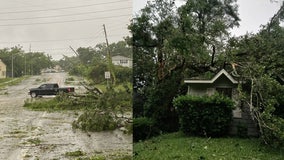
[134,132,284,160]
[0,76,29,89]
[23,84,132,133]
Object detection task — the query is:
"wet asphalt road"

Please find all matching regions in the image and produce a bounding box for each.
[0,72,132,160]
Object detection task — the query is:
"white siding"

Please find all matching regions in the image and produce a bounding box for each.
[112,56,132,68]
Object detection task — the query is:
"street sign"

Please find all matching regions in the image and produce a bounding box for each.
[105,71,111,79]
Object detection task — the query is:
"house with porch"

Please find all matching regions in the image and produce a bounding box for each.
[0,59,6,78]
[184,69,259,136]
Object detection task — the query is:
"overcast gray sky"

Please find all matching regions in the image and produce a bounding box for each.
[0,0,132,60]
[1,0,282,60]
[133,0,283,36]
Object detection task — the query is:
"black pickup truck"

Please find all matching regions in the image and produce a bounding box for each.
[28,83,75,98]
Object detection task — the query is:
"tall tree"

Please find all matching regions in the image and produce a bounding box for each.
[176,0,240,73]
[130,0,178,85]
[130,0,182,132]
[130,0,240,133]
[0,47,52,77]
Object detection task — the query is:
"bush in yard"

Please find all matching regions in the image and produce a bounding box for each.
[115,66,133,84]
[173,94,235,137]
[133,117,159,142]
[72,110,117,132]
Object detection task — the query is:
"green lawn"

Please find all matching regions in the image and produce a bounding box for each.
[134,132,284,160]
[0,76,29,89]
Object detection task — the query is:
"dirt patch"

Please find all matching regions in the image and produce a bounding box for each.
[0,73,132,159]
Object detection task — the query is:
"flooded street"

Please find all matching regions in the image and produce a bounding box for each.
[0,72,132,160]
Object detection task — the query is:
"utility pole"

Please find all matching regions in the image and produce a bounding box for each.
[69,45,84,82]
[103,24,116,86]
[69,46,79,56]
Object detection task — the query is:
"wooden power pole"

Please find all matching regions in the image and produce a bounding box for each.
[103,24,116,86]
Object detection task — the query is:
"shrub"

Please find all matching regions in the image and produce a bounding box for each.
[88,63,108,84]
[173,94,235,137]
[133,117,159,142]
[72,111,118,132]
[115,66,133,84]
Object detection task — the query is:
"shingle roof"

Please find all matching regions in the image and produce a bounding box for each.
[184,69,238,84]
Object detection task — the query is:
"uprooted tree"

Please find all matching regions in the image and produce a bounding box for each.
[225,1,284,146]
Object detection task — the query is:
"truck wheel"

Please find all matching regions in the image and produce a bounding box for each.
[31,92,37,98]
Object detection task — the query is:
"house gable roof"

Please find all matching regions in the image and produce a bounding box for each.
[184,69,238,84]
[112,55,131,60]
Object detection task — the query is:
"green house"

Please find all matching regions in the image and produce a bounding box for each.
[185,69,238,97]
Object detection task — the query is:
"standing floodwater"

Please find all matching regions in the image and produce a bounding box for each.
[0,72,132,159]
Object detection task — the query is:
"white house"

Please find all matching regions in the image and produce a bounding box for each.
[112,55,132,68]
